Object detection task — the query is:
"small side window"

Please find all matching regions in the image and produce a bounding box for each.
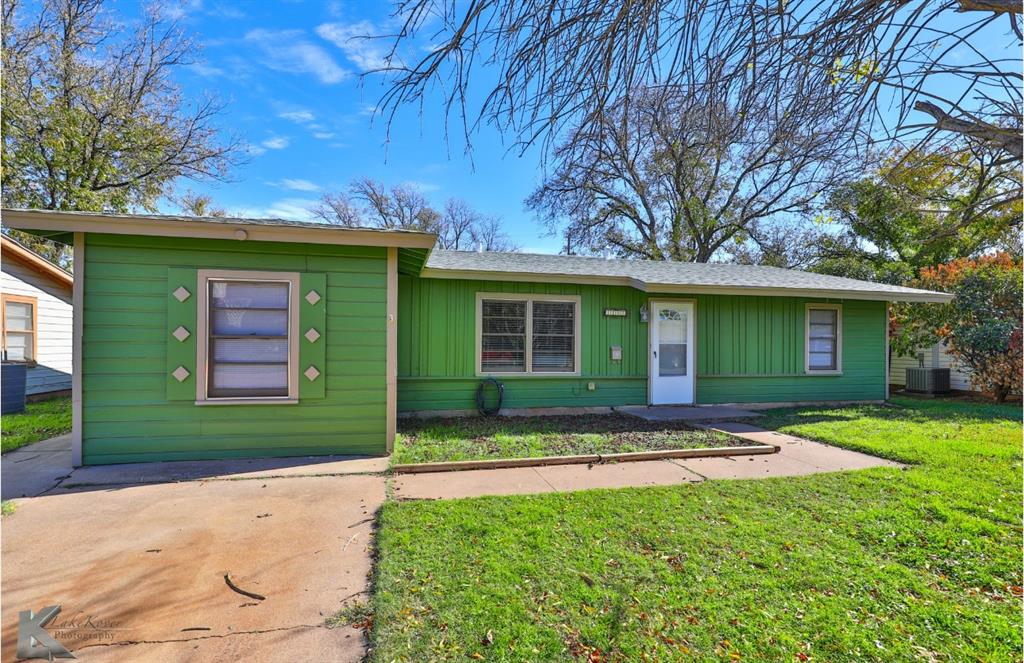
[2,295,37,363]
[806,304,842,373]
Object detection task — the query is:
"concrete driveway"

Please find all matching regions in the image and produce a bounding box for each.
[2,465,385,661]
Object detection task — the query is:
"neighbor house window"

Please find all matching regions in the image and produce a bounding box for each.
[196,270,300,402]
[477,294,580,375]
[1,294,37,363]
[805,304,842,373]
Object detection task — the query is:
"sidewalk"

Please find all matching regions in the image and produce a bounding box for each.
[391,421,901,500]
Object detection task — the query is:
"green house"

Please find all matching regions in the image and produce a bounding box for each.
[4,209,951,466]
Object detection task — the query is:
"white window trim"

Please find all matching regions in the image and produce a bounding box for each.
[195,269,301,405]
[805,302,843,375]
[475,292,582,377]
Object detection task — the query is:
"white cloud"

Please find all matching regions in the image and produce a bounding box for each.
[231,198,319,222]
[401,180,441,194]
[278,110,315,123]
[246,144,267,156]
[279,178,320,192]
[245,29,350,84]
[188,62,225,78]
[261,136,289,150]
[312,131,336,139]
[316,21,392,71]
[163,0,203,20]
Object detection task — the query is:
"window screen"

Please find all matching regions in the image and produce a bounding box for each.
[807,308,839,371]
[3,299,35,362]
[481,300,526,372]
[207,280,290,398]
[532,301,575,372]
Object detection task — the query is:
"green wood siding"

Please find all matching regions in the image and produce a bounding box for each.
[82,233,387,464]
[397,277,887,411]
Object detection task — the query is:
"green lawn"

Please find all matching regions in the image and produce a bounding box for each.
[393,414,737,465]
[369,397,1022,661]
[2,396,72,453]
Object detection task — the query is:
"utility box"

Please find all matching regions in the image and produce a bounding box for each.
[905,367,951,394]
[610,345,622,361]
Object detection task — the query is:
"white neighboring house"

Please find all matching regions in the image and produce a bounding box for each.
[889,341,975,393]
[1,234,73,396]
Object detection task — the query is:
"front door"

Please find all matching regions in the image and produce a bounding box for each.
[650,301,695,405]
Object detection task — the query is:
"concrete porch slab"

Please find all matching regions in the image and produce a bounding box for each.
[66,455,390,487]
[535,460,703,491]
[616,405,761,422]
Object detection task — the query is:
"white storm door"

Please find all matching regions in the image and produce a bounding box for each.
[650,301,695,405]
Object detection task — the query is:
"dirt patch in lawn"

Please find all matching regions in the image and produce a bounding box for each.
[394,413,741,465]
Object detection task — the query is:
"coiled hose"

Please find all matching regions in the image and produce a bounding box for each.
[476,378,504,416]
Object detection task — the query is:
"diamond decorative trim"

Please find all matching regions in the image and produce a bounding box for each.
[304,366,321,382]
[172,326,191,342]
[304,328,321,343]
[172,286,191,302]
[304,289,321,306]
[172,366,191,382]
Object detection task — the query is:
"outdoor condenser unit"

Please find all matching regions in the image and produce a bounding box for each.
[905,367,951,394]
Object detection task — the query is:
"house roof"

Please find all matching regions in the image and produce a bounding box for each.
[1,208,437,249]
[423,250,953,303]
[1,234,73,288]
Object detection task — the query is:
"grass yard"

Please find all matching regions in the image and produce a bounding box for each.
[1,396,71,453]
[393,414,737,465]
[369,397,1022,661]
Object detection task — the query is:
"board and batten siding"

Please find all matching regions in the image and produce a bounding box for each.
[1,257,73,395]
[81,233,388,465]
[397,276,888,411]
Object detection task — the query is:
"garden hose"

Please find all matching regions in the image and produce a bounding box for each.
[476,378,504,416]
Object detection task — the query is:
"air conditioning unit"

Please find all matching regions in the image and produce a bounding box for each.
[905,368,951,394]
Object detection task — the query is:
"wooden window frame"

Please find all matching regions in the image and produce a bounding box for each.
[1,294,38,365]
[195,269,301,405]
[805,303,843,375]
[475,292,582,377]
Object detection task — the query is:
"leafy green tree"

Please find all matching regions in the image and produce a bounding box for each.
[1,0,238,214]
[815,146,1021,283]
[894,254,1022,402]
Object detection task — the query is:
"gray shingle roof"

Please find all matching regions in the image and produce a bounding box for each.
[424,250,951,303]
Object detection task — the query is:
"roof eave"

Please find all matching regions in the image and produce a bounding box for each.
[1,209,437,249]
[0,235,73,287]
[420,266,953,303]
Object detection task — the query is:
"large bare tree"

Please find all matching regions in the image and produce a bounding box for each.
[311,179,518,250]
[528,86,855,261]
[1,0,240,213]
[379,0,1021,164]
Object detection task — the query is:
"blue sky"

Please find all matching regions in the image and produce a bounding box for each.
[134,0,561,252]
[115,1,1018,256]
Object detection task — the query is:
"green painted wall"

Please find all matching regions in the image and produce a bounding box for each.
[82,233,388,464]
[397,276,887,411]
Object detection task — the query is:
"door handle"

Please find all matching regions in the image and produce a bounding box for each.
[653,350,657,357]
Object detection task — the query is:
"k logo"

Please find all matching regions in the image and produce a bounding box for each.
[17,605,75,660]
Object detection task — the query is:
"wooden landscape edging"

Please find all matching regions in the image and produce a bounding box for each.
[390,443,778,474]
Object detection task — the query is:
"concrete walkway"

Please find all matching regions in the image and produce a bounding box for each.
[616,404,760,421]
[392,421,901,499]
[2,433,74,499]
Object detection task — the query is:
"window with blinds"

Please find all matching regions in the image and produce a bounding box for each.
[806,306,841,372]
[207,280,291,398]
[479,296,578,374]
[532,301,575,372]
[481,300,526,372]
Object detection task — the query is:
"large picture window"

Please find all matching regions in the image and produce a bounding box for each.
[1,294,37,363]
[477,294,580,375]
[197,270,300,402]
[805,304,842,373]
